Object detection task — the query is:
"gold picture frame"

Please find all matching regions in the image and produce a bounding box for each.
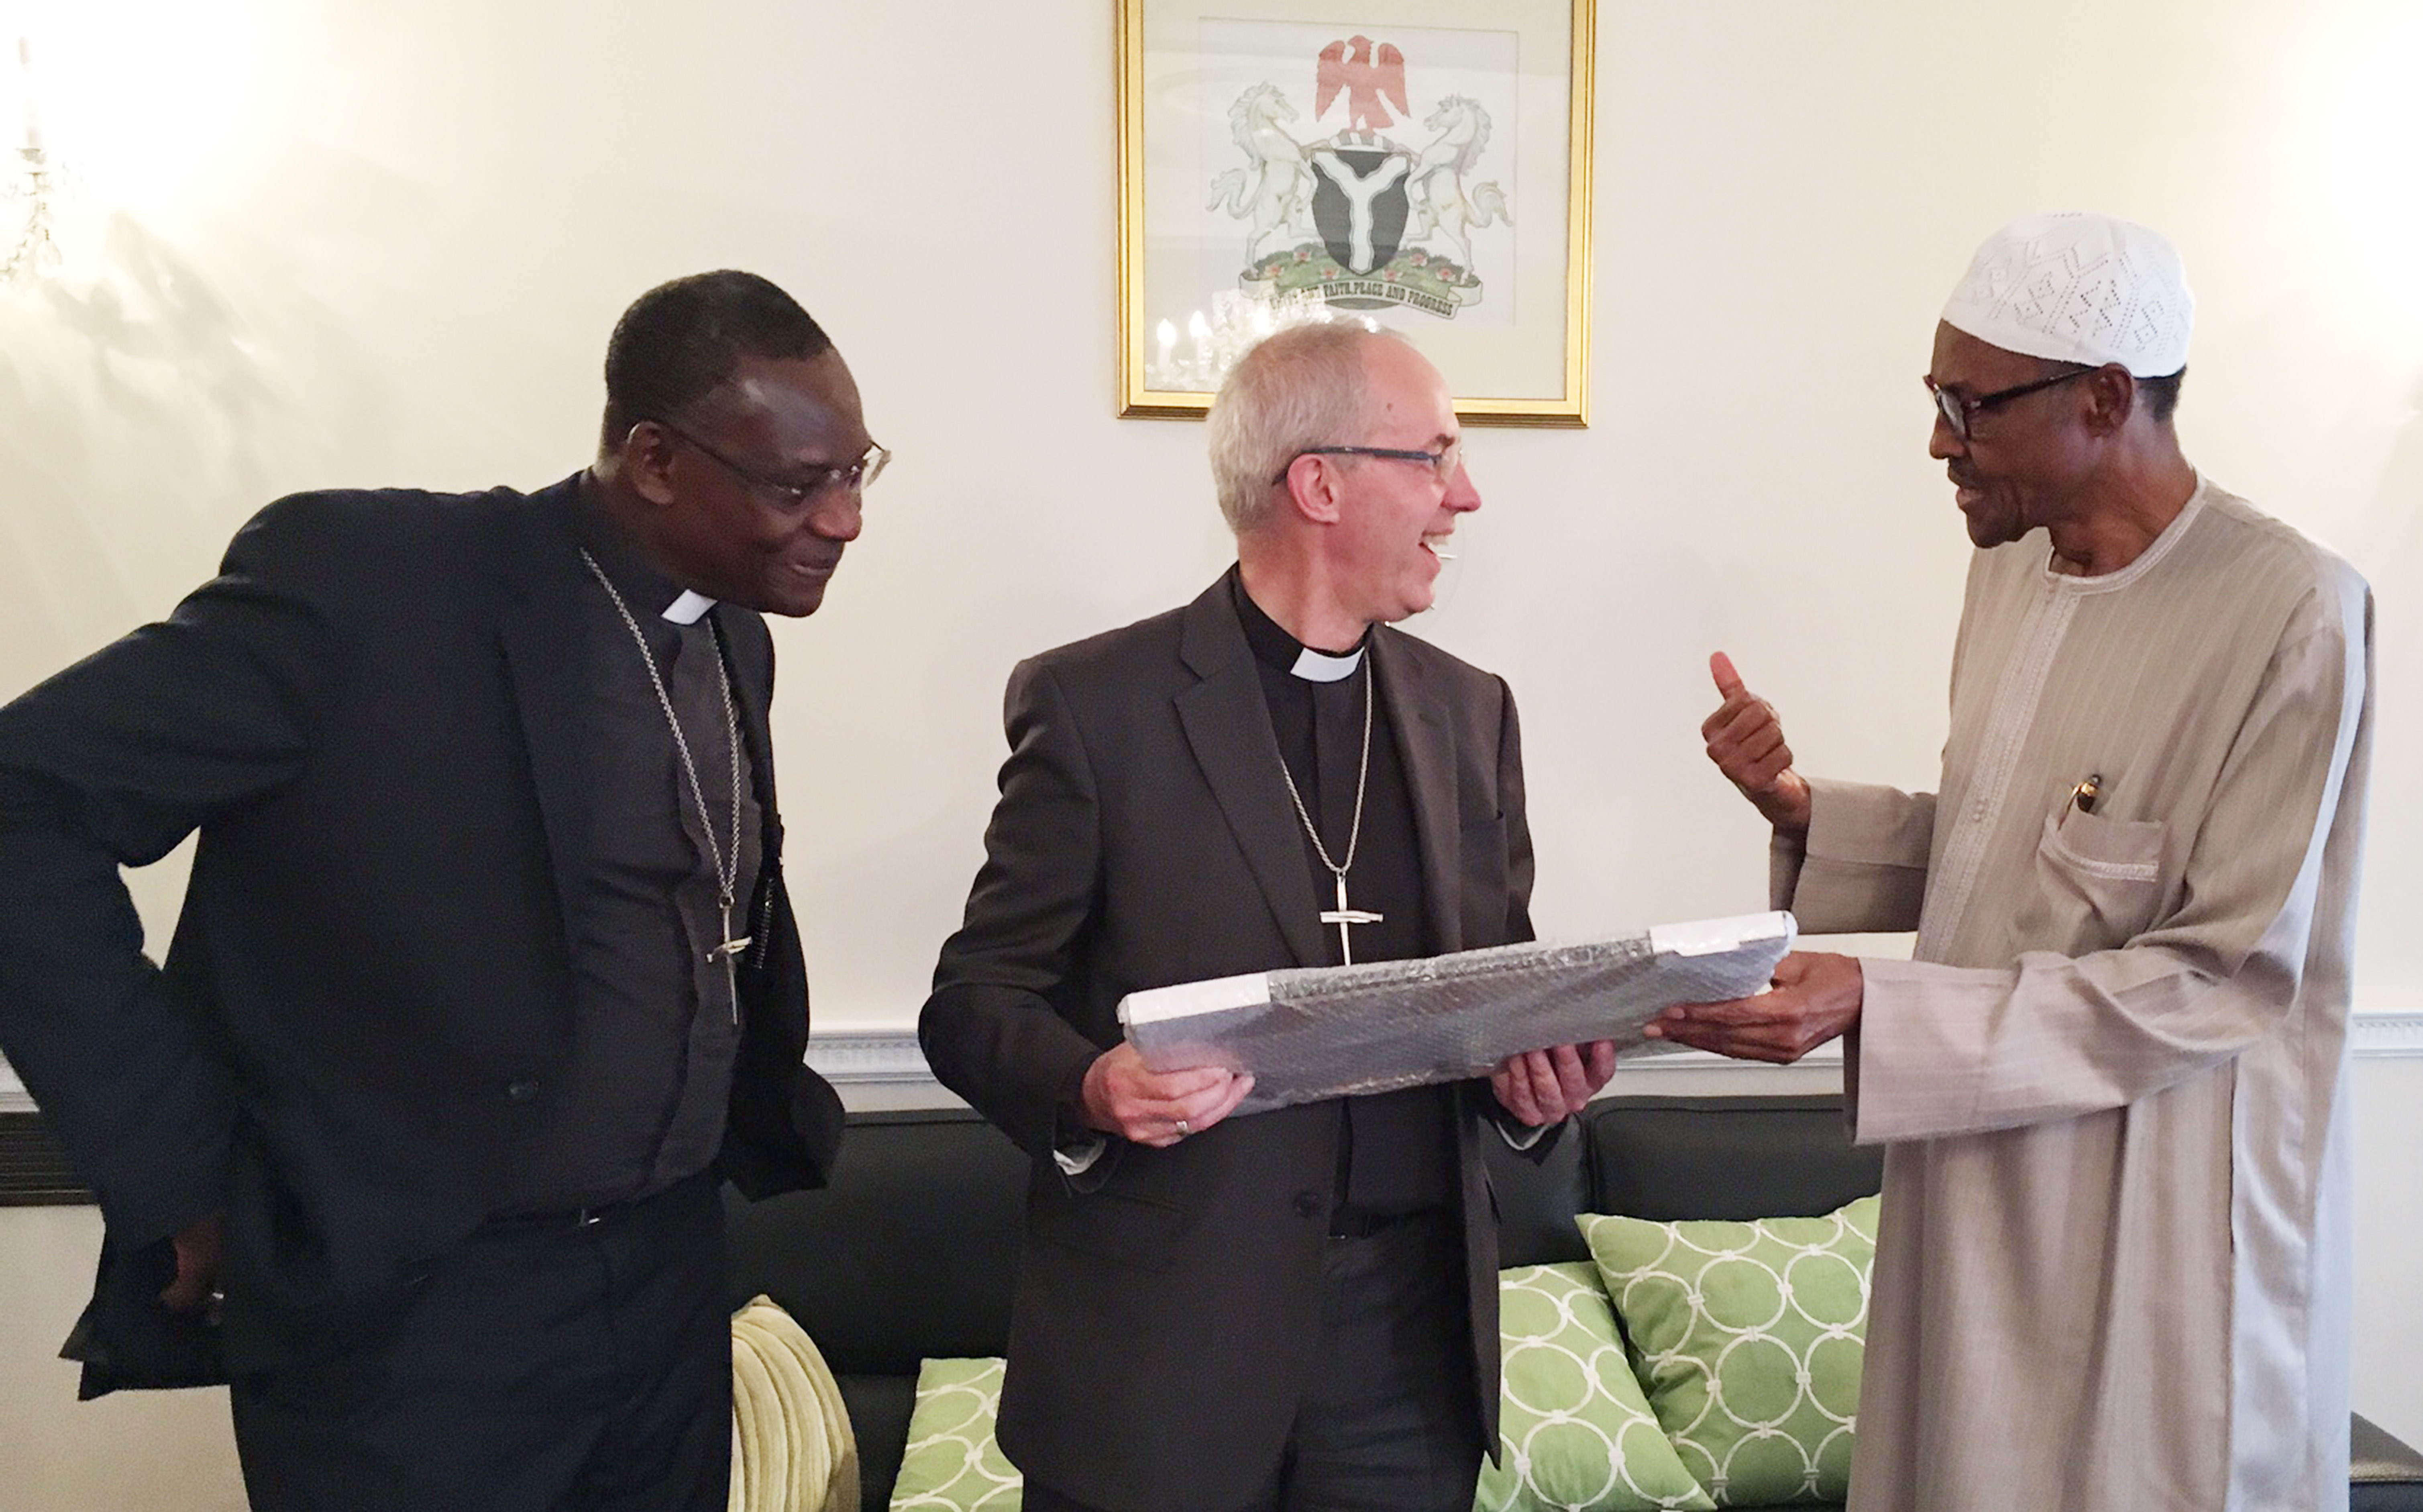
[1118,0,1593,426]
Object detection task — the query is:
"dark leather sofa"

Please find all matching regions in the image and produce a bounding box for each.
[723,1094,2423,1511]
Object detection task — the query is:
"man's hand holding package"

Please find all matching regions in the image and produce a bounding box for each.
[1646,951,1863,1064]
[1082,1042,1254,1147]
[1490,1040,1618,1126]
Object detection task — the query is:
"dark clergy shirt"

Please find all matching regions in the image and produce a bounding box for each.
[1229,568,1457,1218]
[509,491,762,1213]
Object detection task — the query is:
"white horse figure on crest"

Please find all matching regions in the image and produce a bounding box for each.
[1208,84,1314,264]
[1406,95,1510,270]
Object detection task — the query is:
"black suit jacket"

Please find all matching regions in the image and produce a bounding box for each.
[0,475,841,1387]
[920,576,1538,1512]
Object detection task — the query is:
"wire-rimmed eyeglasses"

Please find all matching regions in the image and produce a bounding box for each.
[1274,439,1463,487]
[645,419,891,508]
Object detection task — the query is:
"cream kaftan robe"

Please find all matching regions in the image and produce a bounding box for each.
[1772,481,2374,1512]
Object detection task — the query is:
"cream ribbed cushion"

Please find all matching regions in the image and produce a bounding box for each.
[731,1294,860,1512]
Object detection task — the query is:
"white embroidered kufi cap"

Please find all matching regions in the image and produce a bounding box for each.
[1940,212,2193,377]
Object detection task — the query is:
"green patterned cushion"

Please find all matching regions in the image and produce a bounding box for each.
[889,1358,1022,1511]
[1477,1263,1715,1512]
[1578,1196,1879,1507]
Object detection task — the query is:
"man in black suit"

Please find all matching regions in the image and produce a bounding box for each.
[921,323,1617,1512]
[0,271,876,1510]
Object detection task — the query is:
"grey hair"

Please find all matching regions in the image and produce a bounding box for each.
[1206,323,1412,535]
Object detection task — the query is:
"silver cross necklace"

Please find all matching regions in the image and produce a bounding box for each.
[1275,659,1382,964]
[580,549,750,1022]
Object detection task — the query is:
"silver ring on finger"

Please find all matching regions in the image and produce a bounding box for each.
[1174,1117,1191,1136]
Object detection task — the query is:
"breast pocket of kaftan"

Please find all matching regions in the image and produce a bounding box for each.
[2010,802,2169,955]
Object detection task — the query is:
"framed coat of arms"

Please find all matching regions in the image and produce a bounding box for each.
[1117,0,1594,425]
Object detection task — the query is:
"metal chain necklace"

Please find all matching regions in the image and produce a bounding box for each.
[579,549,751,1020]
[1274,659,1384,963]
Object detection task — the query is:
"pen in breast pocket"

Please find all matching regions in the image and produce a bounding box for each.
[2069,773,2104,814]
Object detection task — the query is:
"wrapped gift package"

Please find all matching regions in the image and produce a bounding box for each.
[1118,912,1797,1114]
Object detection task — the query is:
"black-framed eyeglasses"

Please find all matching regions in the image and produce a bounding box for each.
[1274,439,1463,486]
[1925,367,2095,442]
[645,418,891,507]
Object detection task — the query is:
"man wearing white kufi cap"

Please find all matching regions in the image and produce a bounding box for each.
[1667,211,2375,1511]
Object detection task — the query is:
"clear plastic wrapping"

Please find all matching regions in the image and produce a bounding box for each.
[1119,912,1795,1114]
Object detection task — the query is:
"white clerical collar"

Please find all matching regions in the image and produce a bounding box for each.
[662,589,718,625]
[1290,644,1365,682]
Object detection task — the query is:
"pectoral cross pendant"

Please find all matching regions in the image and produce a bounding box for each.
[712,904,753,1025]
[1319,874,1383,965]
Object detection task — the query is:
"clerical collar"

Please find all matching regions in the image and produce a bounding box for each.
[661,590,717,625]
[1229,566,1368,682]
[573,482,721,623]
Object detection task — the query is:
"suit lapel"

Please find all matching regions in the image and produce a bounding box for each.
[1371,629,1464,953]
[715,610,778,812]
[1174,581,1328,969]
[712,608,784,969]
[495,478,601,957]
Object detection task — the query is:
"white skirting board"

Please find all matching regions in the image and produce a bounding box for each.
[4,1016,2419,1113]
[799,1013,2423,1092]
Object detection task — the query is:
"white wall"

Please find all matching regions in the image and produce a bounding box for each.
[0,0,2413,1023]
[0,0,2417,1499]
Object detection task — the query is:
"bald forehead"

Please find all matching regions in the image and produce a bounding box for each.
[1359,337,1455,435]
